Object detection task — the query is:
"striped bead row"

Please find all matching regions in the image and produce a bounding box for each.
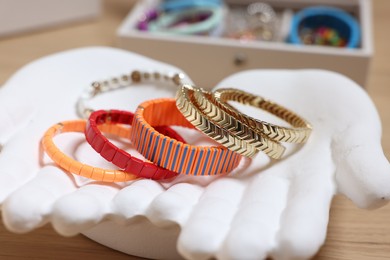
[131,99,242,176]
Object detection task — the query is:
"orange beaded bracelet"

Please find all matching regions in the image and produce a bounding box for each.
[131,98,242,176]
[41,120,138,182]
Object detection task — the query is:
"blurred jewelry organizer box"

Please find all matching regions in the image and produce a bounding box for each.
[0,0,101,37]
[116,0,373,88]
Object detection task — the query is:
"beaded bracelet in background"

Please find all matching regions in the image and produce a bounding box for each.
[76,70,186,119]
[131,98,242,176]
[148,7,224,36]
[86,110,186,180]
[161,0,223,12]
[42,120,139,182]
[136,0,225,35]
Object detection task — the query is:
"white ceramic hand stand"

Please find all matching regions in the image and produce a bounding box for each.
[1,47,389,260]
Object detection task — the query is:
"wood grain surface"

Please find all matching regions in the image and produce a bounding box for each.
[0,0,389,259]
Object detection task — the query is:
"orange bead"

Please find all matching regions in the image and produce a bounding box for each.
[41,120,139,182]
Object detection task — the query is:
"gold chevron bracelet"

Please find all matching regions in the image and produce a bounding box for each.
[212,89,312,143]
[176,84,285,159]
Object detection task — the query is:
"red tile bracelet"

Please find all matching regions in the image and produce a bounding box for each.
[86,109,185,180]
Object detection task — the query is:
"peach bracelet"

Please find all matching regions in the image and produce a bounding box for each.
[131,98,242,176]
[41,120,138,182]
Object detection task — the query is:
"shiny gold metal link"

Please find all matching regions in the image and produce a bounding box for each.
[193,87,285,159]
[176,84,285,159]
[213,88,312,143]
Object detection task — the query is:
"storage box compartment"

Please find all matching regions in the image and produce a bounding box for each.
[117,0,372,88]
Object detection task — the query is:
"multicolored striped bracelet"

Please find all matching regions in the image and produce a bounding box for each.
[131,98,242,176]
[86,109,186,180]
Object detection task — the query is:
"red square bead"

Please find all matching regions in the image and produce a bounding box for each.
[164,171,178,180]
[118,111,133,124]
[126,157,144,175]
[109,110,120,123]
[85,126,97,143]
[91,135,106,153]
[140,164,158,179]
[101,142,117,161]
[112,150,131,169]
[153,168,167,180]
[96,113,107,124]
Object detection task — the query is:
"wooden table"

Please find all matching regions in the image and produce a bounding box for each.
[1,1,389,259]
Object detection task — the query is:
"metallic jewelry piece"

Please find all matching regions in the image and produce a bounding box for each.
[246,2,278,41]
[247,2,276,24]
[176,84,285,159]
[213,88,312,143]
[225,2,277,42]
[76,70,186,118]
